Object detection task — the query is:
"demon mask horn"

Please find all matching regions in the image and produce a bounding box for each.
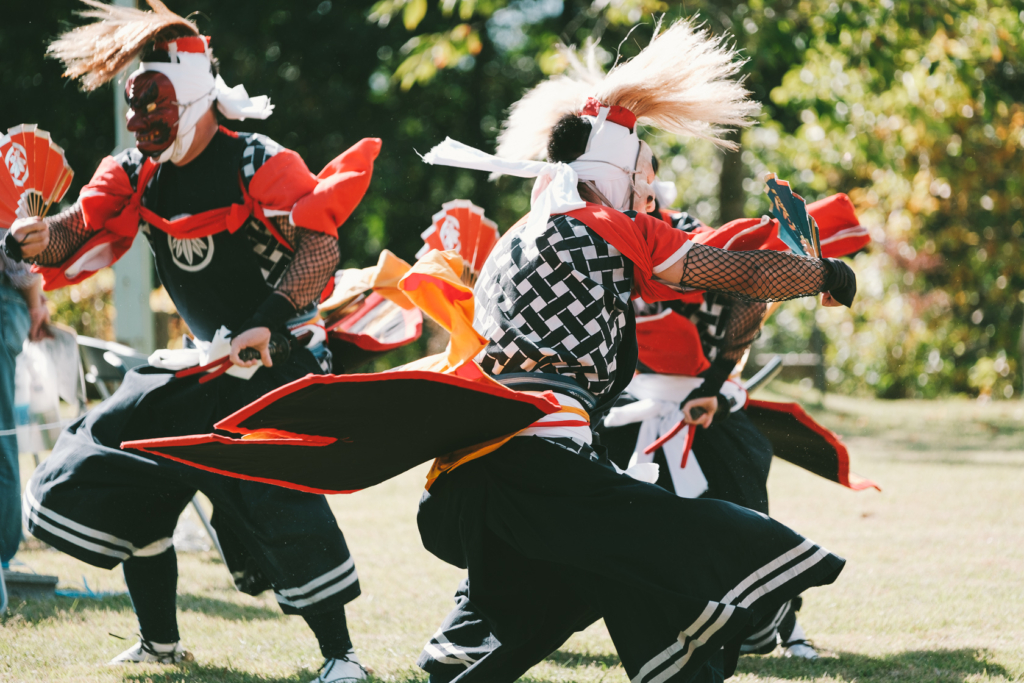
[47,0,199,91]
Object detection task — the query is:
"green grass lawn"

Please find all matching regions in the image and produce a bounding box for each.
[3,385,1023,682]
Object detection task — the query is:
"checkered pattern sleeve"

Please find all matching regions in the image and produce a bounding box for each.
[270,216,339,310]
[679,242,827,302]
[32,202,93,267]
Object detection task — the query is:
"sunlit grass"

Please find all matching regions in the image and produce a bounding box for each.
[2,385,1023,682]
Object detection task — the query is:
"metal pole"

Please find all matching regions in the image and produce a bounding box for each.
[110,0,155,355]
[191,496,228,566]
[810,321,827,394]
[0,567,8,614]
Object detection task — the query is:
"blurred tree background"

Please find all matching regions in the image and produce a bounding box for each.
[2,0,1021,398]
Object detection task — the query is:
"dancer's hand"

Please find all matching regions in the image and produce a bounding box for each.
[230,326,272,368]
[9,218,49,258]
[28,298,51,342]
[682,396,717,429]
[821,292,841,307]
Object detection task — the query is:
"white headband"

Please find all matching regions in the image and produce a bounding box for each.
[575,106,641,211]
[132,45,273,163]
[422,105,641,242]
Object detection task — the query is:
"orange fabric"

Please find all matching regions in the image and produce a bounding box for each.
[371,249,416,308]
[319,249,416,312]
[393,249,584,488]
[398,249,486,375]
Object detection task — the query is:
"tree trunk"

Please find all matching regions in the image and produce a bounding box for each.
[718,129,745,224]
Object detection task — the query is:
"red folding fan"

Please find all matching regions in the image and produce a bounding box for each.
[0,124,74,228]
[416,199,499,286]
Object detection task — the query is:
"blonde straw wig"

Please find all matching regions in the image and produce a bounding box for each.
[496,18,759,160]
[48,0,199,91]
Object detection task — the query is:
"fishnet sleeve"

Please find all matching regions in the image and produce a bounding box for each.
[31,202,93,266]
[679,243,827,303]
[272,216,339,310]
[715,295,767,362]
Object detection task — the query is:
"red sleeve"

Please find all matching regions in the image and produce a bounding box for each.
[693,216,778,251]
[633,211,693,275]
[685,194,867,258]
[35,156,141,290]
[807,193,869,257]
[757,194,868,256]
[249,138,382,238]
[629,212,704,303]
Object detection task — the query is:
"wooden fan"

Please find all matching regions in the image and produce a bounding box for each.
[0,124,74,228]
[416,199,499,286]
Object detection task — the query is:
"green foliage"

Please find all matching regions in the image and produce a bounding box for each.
[4,1,1021,397]
[46,269,116,341]
[752,0,1024,398]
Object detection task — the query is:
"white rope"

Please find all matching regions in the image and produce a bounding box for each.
[0,418,75,437]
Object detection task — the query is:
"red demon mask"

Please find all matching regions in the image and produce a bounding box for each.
[125,71,180,157]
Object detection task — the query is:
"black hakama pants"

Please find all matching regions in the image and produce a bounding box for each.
[24,351,360,616]
[417,435,844,683]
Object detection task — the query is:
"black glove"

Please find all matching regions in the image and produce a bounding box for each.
[823,258,857,307]
[2,231,24,262]
[713,392,733,424]
[681,356,736,420]
[235,292,296,336]
[690,356,736,400]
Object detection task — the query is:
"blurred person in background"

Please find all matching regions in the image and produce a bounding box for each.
[0,229,50,572]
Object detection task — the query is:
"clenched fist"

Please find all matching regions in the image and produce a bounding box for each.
[9,217,50,259]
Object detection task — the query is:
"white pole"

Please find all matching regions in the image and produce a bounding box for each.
[110,0,154,354]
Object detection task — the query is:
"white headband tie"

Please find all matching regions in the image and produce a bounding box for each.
[422,105,640,241]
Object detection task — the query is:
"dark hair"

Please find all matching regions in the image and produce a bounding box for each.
[547,114,592,163]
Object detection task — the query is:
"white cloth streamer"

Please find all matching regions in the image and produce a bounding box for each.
[422,105,641,241]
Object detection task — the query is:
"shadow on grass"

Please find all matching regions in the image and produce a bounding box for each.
[2,592,282,625]
[121,665,413,683]
[120,664,307,683]
[736,647,1012,682]
[543,648,622,670]
[178,593,284,621]
[1,592,134,624]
